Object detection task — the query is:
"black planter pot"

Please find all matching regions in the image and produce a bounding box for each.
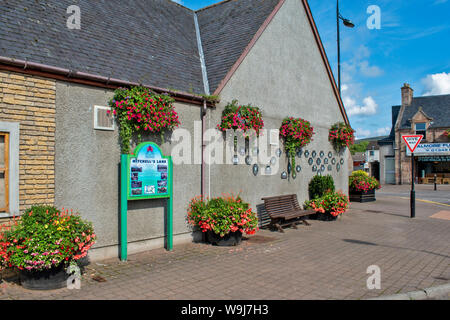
[314,212,338,221]
[349,189,376,203]
[19,263,69,290]
[206,230,242,246]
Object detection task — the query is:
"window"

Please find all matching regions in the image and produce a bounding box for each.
[369,150,375,156]
[0,121,19,217]
[94,105,115,131]
[415,122,427,140]
[0,132,9,213]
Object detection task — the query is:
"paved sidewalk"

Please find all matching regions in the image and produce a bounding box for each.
[1,192,449,300]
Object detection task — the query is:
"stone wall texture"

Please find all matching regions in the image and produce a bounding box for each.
[0,70,56,212]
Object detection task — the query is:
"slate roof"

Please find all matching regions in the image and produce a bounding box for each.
[197,0,280,93]
[399,94,450,129]
[0,0,281,95]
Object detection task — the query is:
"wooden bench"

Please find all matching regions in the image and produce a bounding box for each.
[261,194,316,233]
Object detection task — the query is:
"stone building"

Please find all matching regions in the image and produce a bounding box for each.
[0,0,351,260]
[379,84,450,185]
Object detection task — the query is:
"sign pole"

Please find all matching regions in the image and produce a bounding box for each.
[120,154,128,261]
[167,156,173,251]
[410,153,415,219]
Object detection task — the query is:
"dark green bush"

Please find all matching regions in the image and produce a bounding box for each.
[308,175,335,200]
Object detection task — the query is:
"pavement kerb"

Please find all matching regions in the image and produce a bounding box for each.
[367,283,450,300]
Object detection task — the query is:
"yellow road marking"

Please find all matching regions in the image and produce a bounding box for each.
[398,197,450,207]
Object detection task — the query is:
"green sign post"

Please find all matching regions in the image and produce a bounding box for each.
[120,142,173,261]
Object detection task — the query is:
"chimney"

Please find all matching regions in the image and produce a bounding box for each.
[401,83,413,107]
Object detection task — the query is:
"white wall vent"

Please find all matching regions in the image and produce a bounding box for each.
[94,105,115,131]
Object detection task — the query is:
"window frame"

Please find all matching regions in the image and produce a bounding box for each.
[415,122,427,140]
[0,122,19,217]
[0,132,9,213]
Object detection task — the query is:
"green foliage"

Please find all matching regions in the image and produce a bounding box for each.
[350,141,369,155]
[0,206,96,271]
[187,194,258,237]
[308,175,335,200]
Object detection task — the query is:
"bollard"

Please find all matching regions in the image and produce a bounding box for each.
[434,174,437,191]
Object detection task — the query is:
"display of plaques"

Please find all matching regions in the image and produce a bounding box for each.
[328,165,332,171]
[312,165,317,172]
[324,158,329,164]
[304,150,310,158]
[296,149,303,157]
[340,158,345,165]
[312,151,317,158]
[320,165,325,172]
[296,165,302,172]
[332,158,337,165]
[281,171,288,179]
[245,155,252,165]
[336,163,341,171]
[328,151,333,158]
[320,151,325,158]
[270,156,277,165]
[316,158,321,165]
[308,158,314,165]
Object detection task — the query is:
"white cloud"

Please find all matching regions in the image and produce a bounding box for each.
[344,95,378,117]
[171,0,184,4]
[354,127,391,140]
[359,61,384,77]
[422,72,450,96]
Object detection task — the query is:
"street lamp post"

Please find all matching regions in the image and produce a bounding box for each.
[337,0,355,95]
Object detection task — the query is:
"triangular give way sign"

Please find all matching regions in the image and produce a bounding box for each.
[402,135,423,153]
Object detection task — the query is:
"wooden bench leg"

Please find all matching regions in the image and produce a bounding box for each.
[291,222,298,229]
[274,223,284,233]
[302,220,311,226]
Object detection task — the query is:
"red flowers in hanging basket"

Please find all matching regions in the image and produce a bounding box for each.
[110,86,180,153]
[217,100,264,136]
[329,122,355,152]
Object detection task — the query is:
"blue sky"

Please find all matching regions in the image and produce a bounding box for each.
[174,0,450,139]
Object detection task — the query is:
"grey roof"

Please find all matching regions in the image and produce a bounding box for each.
[399,94,450,129]
[197,0,280,93]
[0,0,281,95]
[0,0,204,93]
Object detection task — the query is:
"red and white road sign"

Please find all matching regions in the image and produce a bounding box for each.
[402,135,423,153]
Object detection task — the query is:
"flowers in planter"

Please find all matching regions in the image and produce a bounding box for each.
[279,117,315,176]
[187,194,259,237]
[349,170,380,192]
[217,100,264,136]
[304,190,349,218]
[444,129,450,139]
[0,206,96,272]
[109,86,180,153]
[329,122,355,152]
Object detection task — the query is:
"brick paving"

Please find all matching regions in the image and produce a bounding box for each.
[0,193,449,300]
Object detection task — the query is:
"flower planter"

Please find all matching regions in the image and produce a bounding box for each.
[349,189,376,203]
[206,231,242,247]
[19,263,69,290]
[314,212,339,221]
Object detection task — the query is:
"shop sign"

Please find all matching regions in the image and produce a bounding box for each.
[406,142,450,156]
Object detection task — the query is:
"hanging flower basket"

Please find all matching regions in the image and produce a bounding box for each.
[217,100,264,136]
[329,122,355,152]
[109,86,180,153]
[279,117,315,177]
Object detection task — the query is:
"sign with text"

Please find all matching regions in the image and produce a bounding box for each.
[126,142,172,200]
[402,135,423,154]
[406,142,450,156]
